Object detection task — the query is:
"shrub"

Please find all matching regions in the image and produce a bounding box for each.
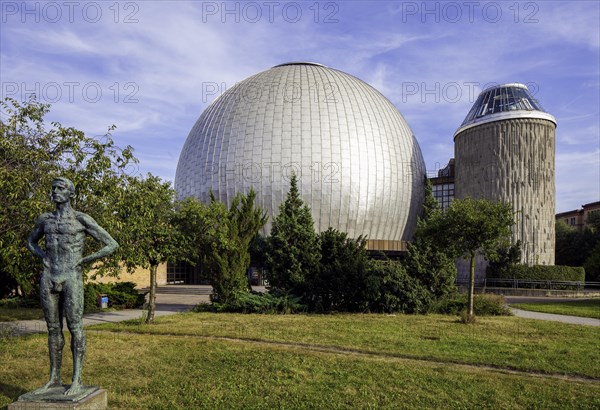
[307,228,369,312]
[431,293,511,316]
[363,260,432,314]
[210,291,306,314]
[490,264,585,289]
[0,297,39,309]
[83,282,145,311]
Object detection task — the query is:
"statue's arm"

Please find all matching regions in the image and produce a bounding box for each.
[27,215,47,260]
[78,213,119,265]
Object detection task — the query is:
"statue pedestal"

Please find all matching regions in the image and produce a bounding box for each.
[8,386,107,410]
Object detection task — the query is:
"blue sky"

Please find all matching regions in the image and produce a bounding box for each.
[1,0,598,212]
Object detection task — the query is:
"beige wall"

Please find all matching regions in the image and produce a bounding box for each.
[89,263,168,289]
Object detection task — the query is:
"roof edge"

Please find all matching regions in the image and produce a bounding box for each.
[272,62,327,68]
[453,111,557,139]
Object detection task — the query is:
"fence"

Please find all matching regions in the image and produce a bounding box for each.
[457,278,600,291]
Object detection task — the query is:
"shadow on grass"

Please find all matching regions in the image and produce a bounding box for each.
[0,382,29,409]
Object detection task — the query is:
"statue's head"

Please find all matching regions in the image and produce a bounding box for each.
[51,177,76,204]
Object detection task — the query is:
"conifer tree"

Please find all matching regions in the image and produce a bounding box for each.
[265,173,319,294]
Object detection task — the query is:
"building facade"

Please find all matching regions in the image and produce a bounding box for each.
[430,159,455,211]
[556,201,600,232]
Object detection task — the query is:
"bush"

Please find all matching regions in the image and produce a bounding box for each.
[210,291,306,314]
[0,296,40,309]
[431,293,511,316]
[307,228,369,312]
[84,282,145,312]
[363,260,432,314]
[490,264,585,289]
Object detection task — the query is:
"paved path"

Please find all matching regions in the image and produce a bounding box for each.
[1,292,211,337]
[3,290,599,336]
[507,296,600,327]
[510,308,600,326]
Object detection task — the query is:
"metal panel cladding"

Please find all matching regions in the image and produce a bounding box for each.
[175,63,425,244]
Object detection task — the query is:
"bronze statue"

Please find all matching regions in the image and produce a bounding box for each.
[27,177,118,396]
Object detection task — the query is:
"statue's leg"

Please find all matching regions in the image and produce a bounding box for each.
[40,276,64,390]
[63,277,85,396]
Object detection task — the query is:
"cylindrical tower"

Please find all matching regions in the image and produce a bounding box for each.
[454,83,556,271]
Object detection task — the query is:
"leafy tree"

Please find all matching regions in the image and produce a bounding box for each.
[0,97,136,297]
[203,189,267,303]
[486,240,522,278]
[265,173,320,294]
[555,220,599,281]
[112,174,179,323]
[404,178,456,299]
[584,241,600,282]
[170,190,267,305]
[586,212,600,232]
[308,228,369,312]
[555,221,586,267]
[427,198,514,322]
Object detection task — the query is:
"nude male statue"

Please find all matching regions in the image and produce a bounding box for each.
[27,177,118,396]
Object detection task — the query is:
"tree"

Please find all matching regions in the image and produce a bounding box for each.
[0,97,136,297]
[113,174,179,323]
[203,189,267,303]
[584,241,600,282]
[555,220,599,281]
[265,173,320,294]
[404,178,456,300]
[173,190,267,304]
[427,198,514,322]
[486,240,522,278]
[309,228,369,312]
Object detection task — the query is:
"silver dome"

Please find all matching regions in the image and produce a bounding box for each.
[175,62,425,249]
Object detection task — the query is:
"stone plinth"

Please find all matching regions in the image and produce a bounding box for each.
[8,386,107,410]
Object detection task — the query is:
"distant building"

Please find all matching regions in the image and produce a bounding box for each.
[556,201,600,232]
[430,159,455,211]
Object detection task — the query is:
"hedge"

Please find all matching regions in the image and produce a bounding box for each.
[430,293,511,316]
[84,282,146,312]
[492,264,585,282]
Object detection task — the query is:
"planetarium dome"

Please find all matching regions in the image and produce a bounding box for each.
[175,62,425,251]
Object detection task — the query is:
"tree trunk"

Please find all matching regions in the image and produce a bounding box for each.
[467,254,475,322]
[146,264,157,324]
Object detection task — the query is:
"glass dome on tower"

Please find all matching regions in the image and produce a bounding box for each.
[455,83,556,136]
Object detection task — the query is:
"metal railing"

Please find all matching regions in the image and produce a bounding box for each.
[457,278,600,291]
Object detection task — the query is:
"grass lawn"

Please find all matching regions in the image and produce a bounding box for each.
[0,307,43,322]
[511,299,600,319]
[1,313,599,409]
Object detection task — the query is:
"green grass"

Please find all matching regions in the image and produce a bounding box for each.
[0,307,44,322]
[93,312,600,379]
[1,313,599,409]
[512,299,600,319]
